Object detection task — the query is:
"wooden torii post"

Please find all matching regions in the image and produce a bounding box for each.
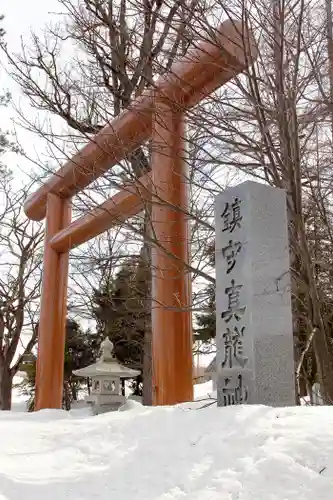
[24,20,257,410]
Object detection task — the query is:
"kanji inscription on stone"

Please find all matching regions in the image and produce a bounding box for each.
[221,280,246,323]
[221,197,242,233]
[222,326,248,369]
[221,374,248,405]
[222,240,242,274]
[215,181,296,407]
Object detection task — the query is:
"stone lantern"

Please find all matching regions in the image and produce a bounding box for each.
[73,337,140,414]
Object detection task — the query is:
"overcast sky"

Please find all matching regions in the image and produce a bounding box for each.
[1,1,61,184]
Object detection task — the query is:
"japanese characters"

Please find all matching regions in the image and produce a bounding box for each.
[215,181,296,408]
[219,197,249,405]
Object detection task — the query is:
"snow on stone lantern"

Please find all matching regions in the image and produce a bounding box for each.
[73,337,140,414]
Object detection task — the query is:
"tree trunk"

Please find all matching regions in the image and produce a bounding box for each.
[0,365,13,411]
[298,226,333,402]
[141,206,153,406]
[63,381,71,411]
[313,325,333,404]
[70,380,77,401]
[142,321,152,406]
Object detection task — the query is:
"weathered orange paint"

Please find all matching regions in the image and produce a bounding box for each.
[35,194,71,410]
[151,101,193,405]
[24,21,257,222]
[26,19,257,410]
[50,174,151,253]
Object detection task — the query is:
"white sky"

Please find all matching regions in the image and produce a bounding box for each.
[0,0,62,185]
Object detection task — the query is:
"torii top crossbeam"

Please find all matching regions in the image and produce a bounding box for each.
[24,20,256,222]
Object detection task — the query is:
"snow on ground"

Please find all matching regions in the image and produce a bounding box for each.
[11,375,29,413]
[0,397,333,500]
[11,379,216,413]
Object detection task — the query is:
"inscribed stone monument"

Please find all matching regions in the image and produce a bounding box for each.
[215,181,296,407]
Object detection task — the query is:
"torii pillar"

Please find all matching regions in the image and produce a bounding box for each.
[151,101,193,405]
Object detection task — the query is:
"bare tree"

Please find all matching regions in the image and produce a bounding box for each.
[185,0,333,401]
[0,174,43,410]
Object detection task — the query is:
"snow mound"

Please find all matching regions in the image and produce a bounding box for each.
[0,403,332,499]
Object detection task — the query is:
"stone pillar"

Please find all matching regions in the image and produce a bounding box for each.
[215,181,296,407]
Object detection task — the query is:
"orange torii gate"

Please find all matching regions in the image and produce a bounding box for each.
[24,20,257,410]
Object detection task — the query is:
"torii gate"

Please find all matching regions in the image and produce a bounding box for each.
[24,20,257,410]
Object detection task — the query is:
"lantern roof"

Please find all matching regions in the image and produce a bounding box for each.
[73,337,140,379]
